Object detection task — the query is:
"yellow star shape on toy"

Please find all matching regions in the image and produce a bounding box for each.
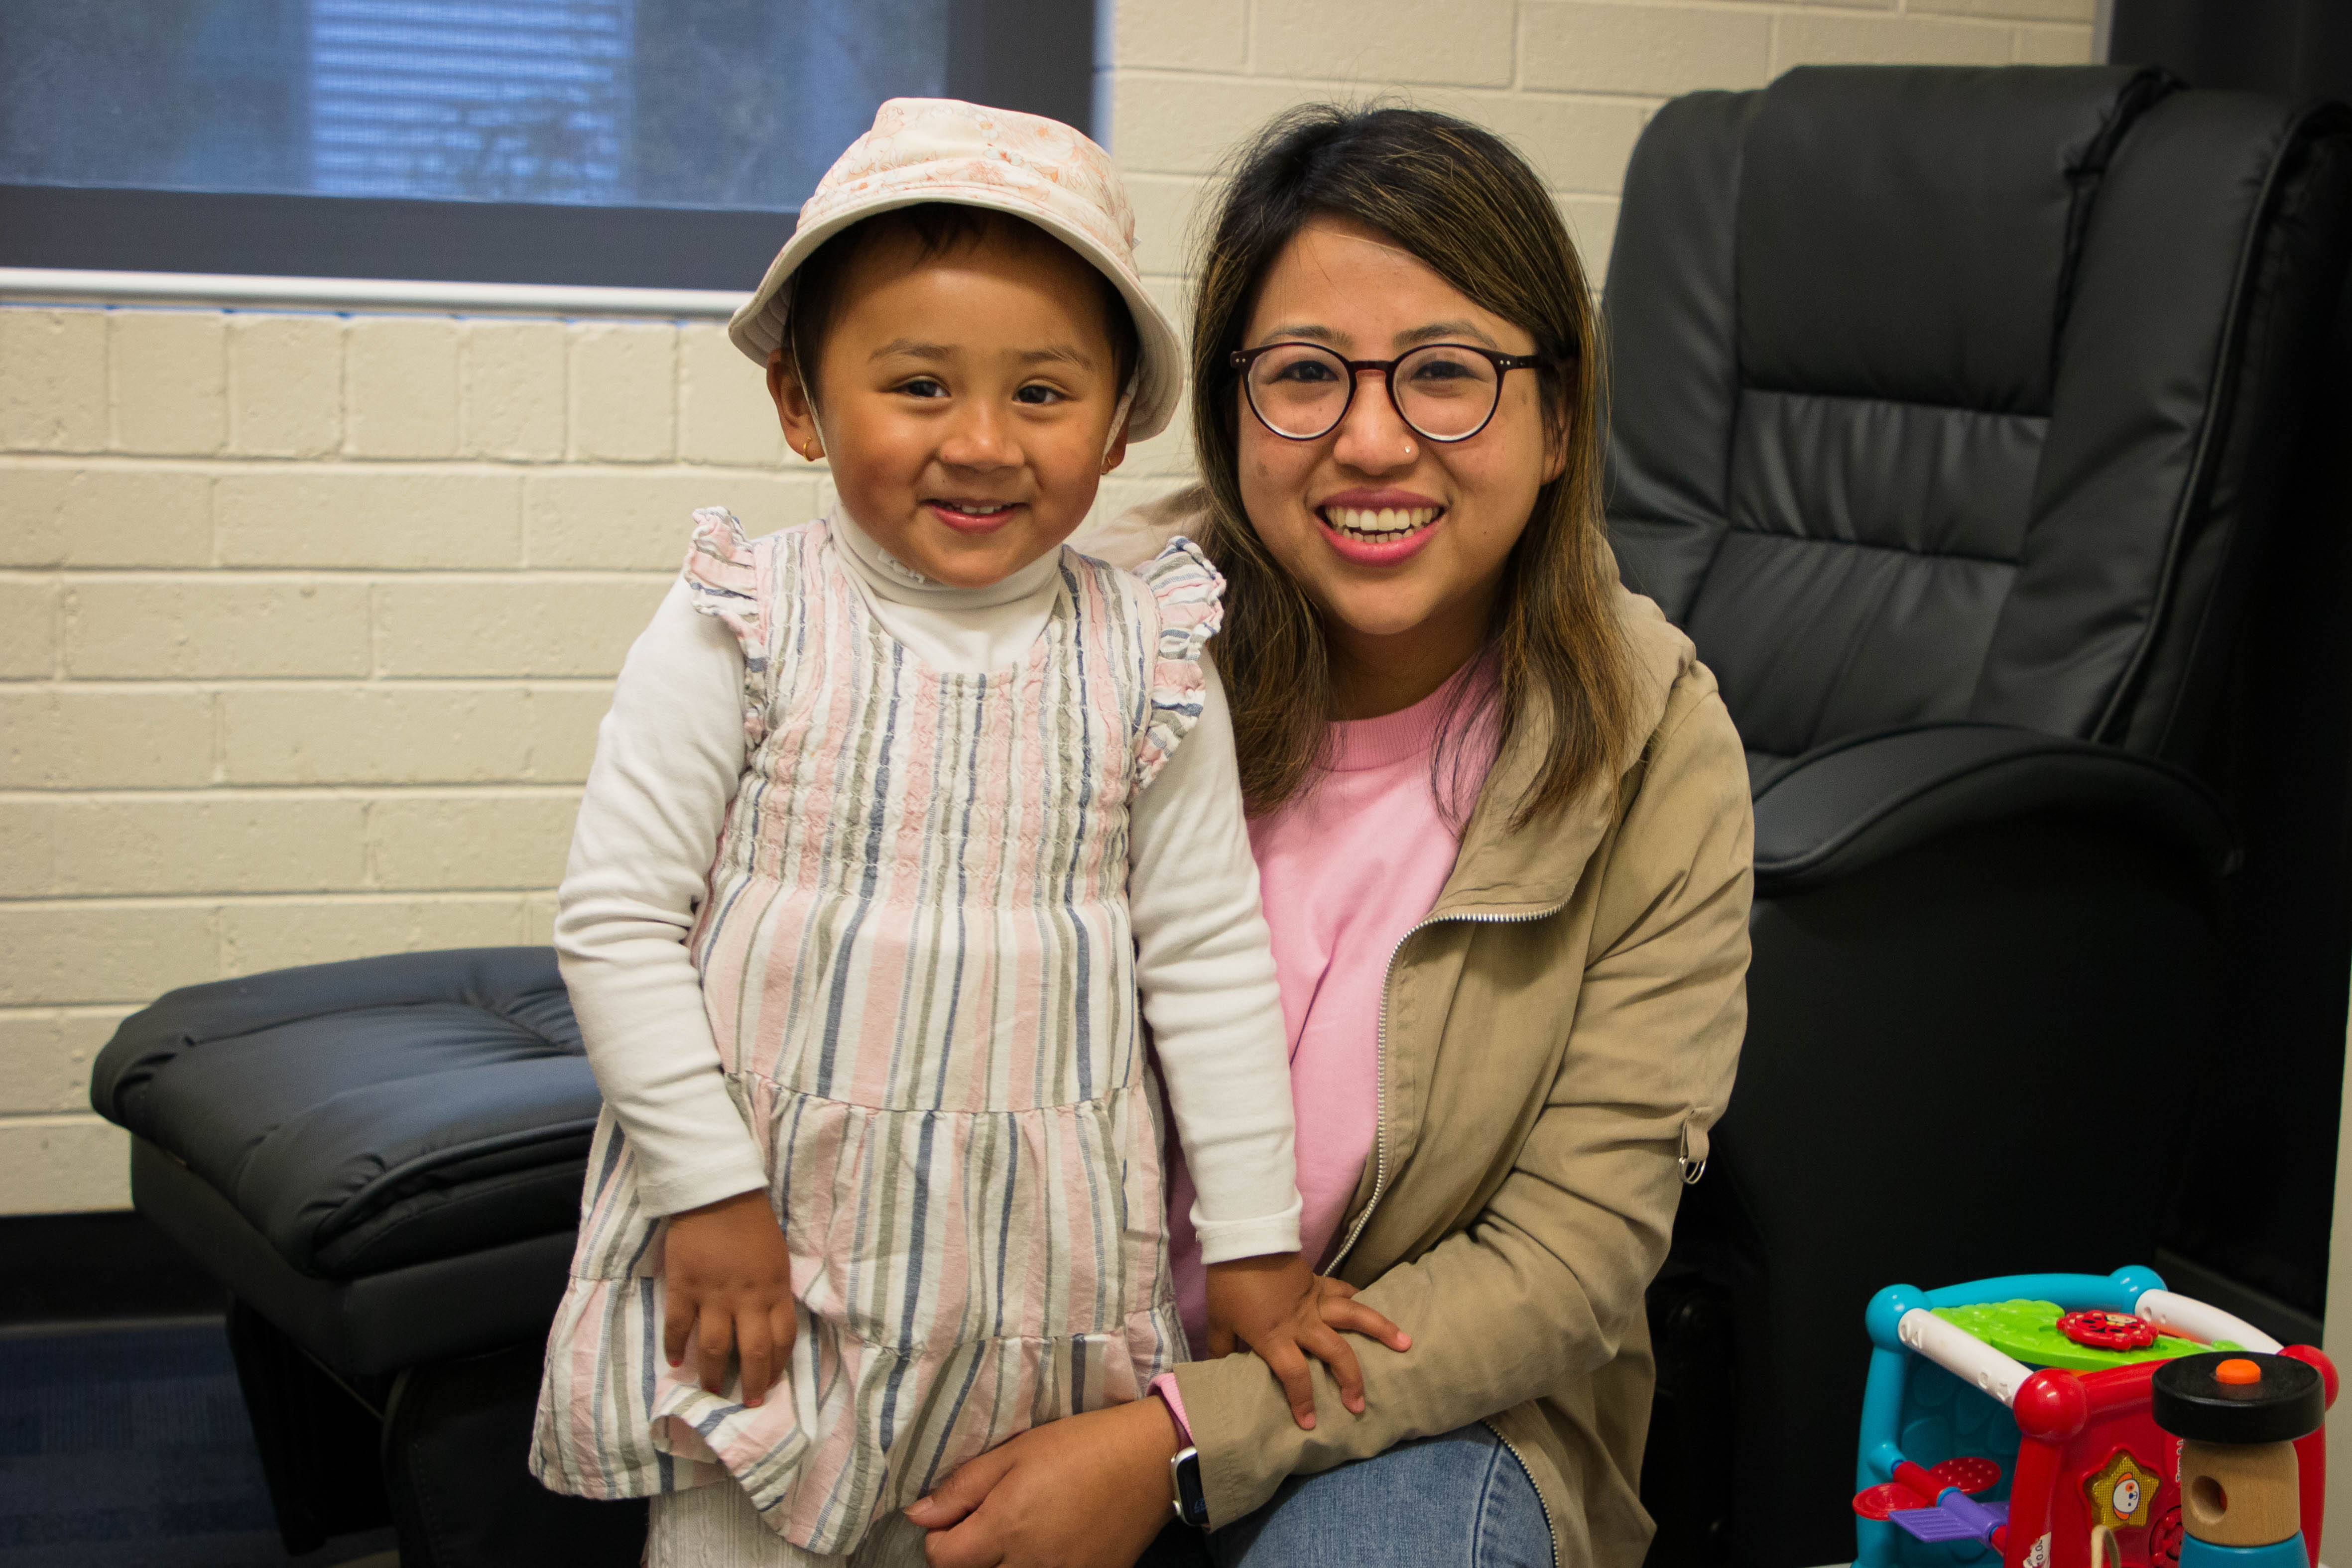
[2083,1448,2161,1531]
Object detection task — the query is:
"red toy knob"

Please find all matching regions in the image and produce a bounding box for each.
[2015,1367,2089,1440]
[2058,1309,2159,1351]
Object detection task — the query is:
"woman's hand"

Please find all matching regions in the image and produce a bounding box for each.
[1206,1255,1412,1428]
[906,1399,1180,1568]
[661,1188,795,1406]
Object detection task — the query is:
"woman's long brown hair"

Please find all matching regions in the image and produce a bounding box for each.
[1191,104,1635,827]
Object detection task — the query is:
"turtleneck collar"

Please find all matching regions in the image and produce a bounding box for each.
[829,508,1066,611]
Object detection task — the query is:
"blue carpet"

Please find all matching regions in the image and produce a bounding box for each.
[0,1321,395,1568]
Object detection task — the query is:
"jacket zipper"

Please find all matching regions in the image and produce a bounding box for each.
[1325,903,1565,1274]
[1487,1421,1563,1568]
[1325,902,1569,1568]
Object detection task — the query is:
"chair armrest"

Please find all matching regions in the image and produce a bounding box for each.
[1751,724,2236,895]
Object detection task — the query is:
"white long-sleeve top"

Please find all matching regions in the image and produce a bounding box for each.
[553,512,1303,1265]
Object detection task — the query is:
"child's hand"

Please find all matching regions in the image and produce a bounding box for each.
[662,1189,796,1407]
[1204,1254,1411,1430]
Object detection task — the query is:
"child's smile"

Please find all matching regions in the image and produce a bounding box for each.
[767,219,1130,589]
[926,497,1025,535]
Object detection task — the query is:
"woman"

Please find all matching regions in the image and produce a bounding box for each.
[904,104,1752,1568]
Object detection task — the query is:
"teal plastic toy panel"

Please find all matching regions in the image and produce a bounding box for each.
[1881,1356,2022,1568]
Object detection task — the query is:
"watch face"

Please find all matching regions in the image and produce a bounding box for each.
[1171,1447,1209,1527]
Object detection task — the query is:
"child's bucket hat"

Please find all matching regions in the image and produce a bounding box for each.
[729,98,1187,442]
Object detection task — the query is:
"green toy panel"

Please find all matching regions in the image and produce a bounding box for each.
[1930,1300,2234,1372]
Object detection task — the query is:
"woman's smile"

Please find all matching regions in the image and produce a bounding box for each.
[1316,486,1448,563]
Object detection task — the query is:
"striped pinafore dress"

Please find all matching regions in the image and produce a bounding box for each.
[532,510,1212,1555]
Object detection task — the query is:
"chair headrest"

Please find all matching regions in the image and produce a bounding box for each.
[1736,65,2175,416]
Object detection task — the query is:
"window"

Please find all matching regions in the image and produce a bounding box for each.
[0,0,1093,290]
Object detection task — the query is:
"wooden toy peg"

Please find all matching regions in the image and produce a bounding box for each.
[2177,1440,2302,1548]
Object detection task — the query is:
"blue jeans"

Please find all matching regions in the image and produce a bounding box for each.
[1140,1424,1553,1568]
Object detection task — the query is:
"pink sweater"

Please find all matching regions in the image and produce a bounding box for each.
[1164,670,1498,1367]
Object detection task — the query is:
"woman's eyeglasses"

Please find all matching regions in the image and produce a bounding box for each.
[1231,341,1548,444]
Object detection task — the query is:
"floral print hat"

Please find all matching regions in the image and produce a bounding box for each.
[729,98,1187,443]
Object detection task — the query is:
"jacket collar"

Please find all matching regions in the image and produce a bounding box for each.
[1432,585,1694,919]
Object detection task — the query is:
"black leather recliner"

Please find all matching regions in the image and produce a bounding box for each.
[1605,66,2352,1568]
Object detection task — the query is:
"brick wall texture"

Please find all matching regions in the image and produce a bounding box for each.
[0,0,2093,1212]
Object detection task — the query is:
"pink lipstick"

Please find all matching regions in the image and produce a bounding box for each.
[1315,488,1446,566]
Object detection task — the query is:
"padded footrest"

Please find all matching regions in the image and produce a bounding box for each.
[134,1139,577,1375]
[92,947,598,1371]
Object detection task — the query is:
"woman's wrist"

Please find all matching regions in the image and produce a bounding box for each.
[1061,1395,1187,1532]
[1135,1385,1186,1461]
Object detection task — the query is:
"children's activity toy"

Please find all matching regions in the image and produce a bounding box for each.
[1852,1269,2336,1568]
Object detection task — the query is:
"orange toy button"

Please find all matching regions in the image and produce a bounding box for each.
[2215,1358,2263,1385]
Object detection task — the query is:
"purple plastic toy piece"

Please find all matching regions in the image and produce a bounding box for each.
[1889,1490,2009,1545]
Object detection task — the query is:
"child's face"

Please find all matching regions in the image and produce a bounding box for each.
[770,223,1129,589]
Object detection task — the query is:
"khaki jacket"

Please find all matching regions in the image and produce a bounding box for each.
[1095,493,1753,1567]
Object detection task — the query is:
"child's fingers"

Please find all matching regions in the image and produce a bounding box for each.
[698,1309,736,1395]
[1301,1322,1367,1415]
[1320,1295,1412,1352]
[663,1288,697,1369]
[736,1312,775,1407]
[1262,1340,1317,1430]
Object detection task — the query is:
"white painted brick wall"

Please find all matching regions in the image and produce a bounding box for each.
[0,308,802,1209]
[0,0,2094,1212]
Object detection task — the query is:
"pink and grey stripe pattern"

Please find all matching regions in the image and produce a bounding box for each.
[532,513,1222,1555]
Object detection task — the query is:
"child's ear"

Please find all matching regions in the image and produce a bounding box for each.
[768,348,824,462]
[1100,414,1131,476]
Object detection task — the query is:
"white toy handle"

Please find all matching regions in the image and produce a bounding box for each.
[1899,1308,2036,1408]
[2133,1290,2283,1353]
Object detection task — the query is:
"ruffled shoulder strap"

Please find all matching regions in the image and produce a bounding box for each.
[680,507,775,748]
[1131,534,1226,792]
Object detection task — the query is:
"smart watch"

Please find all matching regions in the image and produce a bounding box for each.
[1169,1445,1210,1528]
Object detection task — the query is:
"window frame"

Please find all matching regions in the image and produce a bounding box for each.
[0,0,1095,291]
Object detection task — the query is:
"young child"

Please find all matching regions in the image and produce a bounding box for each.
[530,100,1376,1566]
